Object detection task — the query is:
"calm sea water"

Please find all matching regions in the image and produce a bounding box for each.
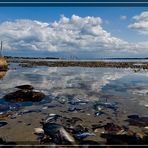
[0,63,148,116]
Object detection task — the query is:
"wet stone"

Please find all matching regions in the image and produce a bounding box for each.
[41,122,76,144]
[15,84,34,90]
[101,132,148,145]
[0,121,8,127]
[104,123,123,133]
[126,115,148,127]
[3,89,45,102]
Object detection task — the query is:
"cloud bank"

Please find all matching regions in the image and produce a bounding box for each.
[0,14,148,57]
[128,11,148,35]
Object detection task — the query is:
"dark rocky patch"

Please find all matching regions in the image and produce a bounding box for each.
[3,89,45,102]
[15,85,34,90]
[0,121,8,127]
[126,115,148,127]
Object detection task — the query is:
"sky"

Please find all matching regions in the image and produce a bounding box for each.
[0,7,148,59]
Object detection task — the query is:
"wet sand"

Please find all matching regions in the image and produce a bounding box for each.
[1,98,148,145]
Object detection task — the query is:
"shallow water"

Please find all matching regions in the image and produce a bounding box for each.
[0,63,148,144]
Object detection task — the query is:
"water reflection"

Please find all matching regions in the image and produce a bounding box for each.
[0,64,148,111]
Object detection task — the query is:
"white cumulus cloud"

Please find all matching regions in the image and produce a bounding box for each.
[0,14,147,57]
[128,11,148,34]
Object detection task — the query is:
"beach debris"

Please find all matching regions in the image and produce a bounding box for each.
[0,112,16,120]
[3,89,45,102]
[75,132,95,140]
[41,122,76,144]
[42,106,48,110]
[0,121,8,127]
[64,117,82,126]
[144,126,148,129]
[68,99,88,105]
[126,114,148,127]
[94,101,118,111]
[18,109,41,115]
[15,84,34,90]
[104,123,123,134]
[0,57,8,71]
[101,122,148,144]
[94,111,104,116]
[68,106,82,112]
[71,117,82,124]
[56,96,67,104]
[0,71,6,79]
[34,128,44,134]
[45,114,61,123]
[92,124,104,131]
[42,104,57,109]
[101,132,148,145]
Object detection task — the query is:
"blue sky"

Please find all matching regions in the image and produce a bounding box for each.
[0,7,148,58]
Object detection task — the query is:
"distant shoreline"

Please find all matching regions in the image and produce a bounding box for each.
[4,56,148,60]
[5,56,148,69]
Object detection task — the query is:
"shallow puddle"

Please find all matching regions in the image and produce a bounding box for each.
[0,63,148,145]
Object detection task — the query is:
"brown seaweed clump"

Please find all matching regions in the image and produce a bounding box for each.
[0,71,6,79]
[0,57,7,71]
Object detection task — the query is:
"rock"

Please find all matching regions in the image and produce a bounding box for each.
[0,121,8,127]
[128,115,139,119]
[104,123,123,134]
[101,122,148,145]
[126,115,148,127]
[42,122,76,144]
[15,85,34,90]
[3,89,45,102]
[101,133,148,145]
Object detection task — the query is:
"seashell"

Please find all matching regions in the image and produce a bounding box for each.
[34,128,44,134]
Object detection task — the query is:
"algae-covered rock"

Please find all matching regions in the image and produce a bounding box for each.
[3,89,45,102]
[0,57,7,71]
[0,71,6,79]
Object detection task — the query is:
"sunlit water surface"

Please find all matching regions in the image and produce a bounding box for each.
[0,63,148,116]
